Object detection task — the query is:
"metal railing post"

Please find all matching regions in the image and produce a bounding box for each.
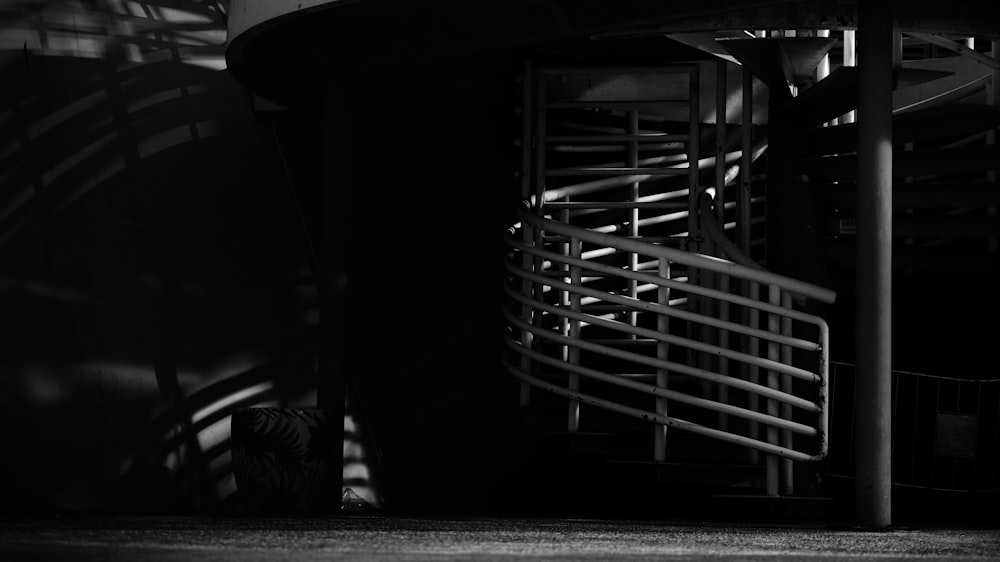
[568,235,582,432]
[748,281,761,464]
[519,63,534,406]
[655,256,671,462]
[628,110,640,336]
[781,290,794,495]
[767,284,781,496]
[988,41,998,253]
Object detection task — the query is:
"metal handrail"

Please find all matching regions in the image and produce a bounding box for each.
[506,205,834,462]
[517,206,837,304]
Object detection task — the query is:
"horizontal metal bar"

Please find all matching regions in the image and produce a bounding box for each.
[505,312,821,413]
[545,100,689,110]
[539,65,699,75]
[543,201,689,210]
[518,207,837,304]
[553,142,684,153]
[546,134,688,143]
[505,360,819,462]
[547,167,689,177]
[506,338,818,436]
[507,288,820,383]
[508,236,827,326]
[509,263,821,352]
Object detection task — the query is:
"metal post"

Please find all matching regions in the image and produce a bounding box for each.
[780,291,794,495]
[628,110,640,336]
[568,236,582,432]
[740,67,753,253]
[519,63,534,406]
[855,0,894,528]
[843,29,857,124]
[766,284,781,496]
[988,41,998,252]
[748,281,761,465]
[688,67,701,243]
[655,256,670,462]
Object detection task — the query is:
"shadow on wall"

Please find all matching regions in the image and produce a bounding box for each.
[0,0,324,513]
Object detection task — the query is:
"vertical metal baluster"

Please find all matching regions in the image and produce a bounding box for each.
[953,383,962,489]
[687,66,701,382]
[932,379,941,485]
[892,370,900,481]
[780,291,793,495]
[911,376,919,483]
[988,41,998,252]
[568,235,581,432]
[740,64,752,253]
[531,69,548,406]
[749,282,761,464]
[766,284,781,496]
[655,257,670,462]
[994,389,999,488]
[519,63,534,406]
[716,60,729,430]
[628,110,639,338]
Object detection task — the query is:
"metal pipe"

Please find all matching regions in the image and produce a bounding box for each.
[766,284,781,496]
[989,41,998,252]
[628,110,640,339]
[740,67,753,253]
[716,60,727,226]
[503,305,824,413]
[518,208,837,303]
[749,281,761,465]
[504,338,818,436]
[507,235,831,327]
[564,211,578,433]
[506,363,820,462]
[781,291,794,496]
[855,0,894,528]
[505,281,820,382]
[689,65,701,247]
[656,256,670,462]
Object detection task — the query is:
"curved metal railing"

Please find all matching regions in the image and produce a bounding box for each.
[504,204,836,463]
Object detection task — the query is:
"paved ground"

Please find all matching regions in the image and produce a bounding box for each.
[1,515,998,561]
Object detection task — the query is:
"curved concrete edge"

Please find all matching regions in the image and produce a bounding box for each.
[225,0,365,94]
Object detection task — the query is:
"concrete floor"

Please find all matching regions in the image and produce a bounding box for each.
[2,516,998,561]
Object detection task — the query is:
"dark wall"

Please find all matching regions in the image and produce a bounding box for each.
[0,2,319,513]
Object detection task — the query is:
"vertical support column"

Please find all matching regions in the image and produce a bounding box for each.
[655,257,670,462]
[855,0,894,529]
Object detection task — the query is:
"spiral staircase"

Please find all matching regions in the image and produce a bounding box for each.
[503,31,1000,509]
